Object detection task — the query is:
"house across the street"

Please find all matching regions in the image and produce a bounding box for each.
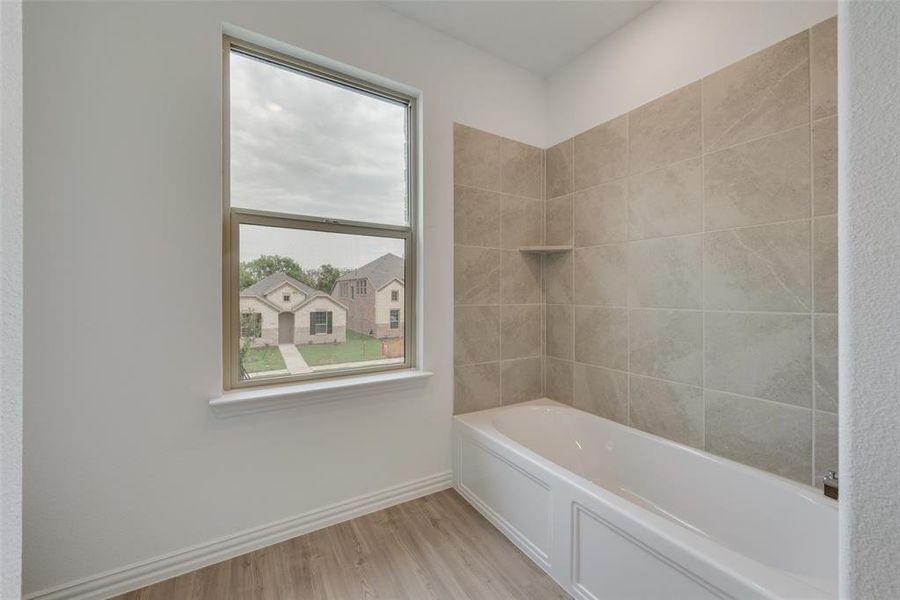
[240,272,348,347]
[332,253,404,339]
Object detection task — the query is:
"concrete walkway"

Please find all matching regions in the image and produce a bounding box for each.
[278,344,313,375]
[311,357,406,372]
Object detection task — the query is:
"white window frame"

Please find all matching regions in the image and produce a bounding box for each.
[222,36,417,391]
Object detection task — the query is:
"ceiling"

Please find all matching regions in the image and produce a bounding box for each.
[382,1,658,77]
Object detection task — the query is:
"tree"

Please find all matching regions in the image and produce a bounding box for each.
[238,312,262,380]
[239,255,346,293]
[240,255,305,289]
[313,264,344,294]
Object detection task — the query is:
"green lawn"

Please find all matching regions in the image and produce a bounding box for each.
[298,329,384,366]
[241,346,286,373]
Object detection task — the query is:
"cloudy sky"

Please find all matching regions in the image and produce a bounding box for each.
[231,51,407,269]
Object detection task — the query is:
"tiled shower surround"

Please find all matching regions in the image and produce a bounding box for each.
[455,17,837,487]
[453,124,545,413]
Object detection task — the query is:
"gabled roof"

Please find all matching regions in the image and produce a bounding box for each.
[295,293,348,313]
[334,253,405,291]
[240,272,319,298]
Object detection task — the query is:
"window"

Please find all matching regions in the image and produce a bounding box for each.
[310,311,332,335]
[391,290,399,302]
[224,37,416,389]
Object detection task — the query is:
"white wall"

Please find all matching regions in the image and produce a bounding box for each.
[22,1,544,595]
[1,0,22,597]
[545,0,837,145]
[840,1,900,597]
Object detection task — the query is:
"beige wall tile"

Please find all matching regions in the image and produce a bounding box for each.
[500,250,541,305]
[545,304,573,360]
[628,159,702,240]
[501,357,543,405]
[573,181,628,247]
[454,123,501,190]
[454,306,500,365]
[545,138,574,199]
[705,312,811,407]
[814,410,839,487]
[454,363,501,414]
[573,363,627,423]
[629,82,701,174]
[545,357,574,404]
[573,245,628,306]
[703,221,811,312]
[532,27,839,486]
[810,17,837,120]
[629,309,702,385]
[545,195,573,246]
[454,185,501,247]
[812,116,838,216]
[501,305,542,360]
[574,115,628,191]
[500,196,542,250]
[702,32,809,151]
[543,252,573,305]
[573,306,628,370]
[705,390,812,483]
[628,235,702,309]
[629,376,704,448]
[813,215,838,313]
[814,314,838,414]
[501,138,542,199]
[454,246,500,306]
[704,126,810,230]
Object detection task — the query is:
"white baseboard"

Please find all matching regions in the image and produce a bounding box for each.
[27,471,453,600]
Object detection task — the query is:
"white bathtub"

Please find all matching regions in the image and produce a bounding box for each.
[453,399,837,600]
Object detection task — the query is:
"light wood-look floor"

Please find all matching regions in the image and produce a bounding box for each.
[112,489,569,600]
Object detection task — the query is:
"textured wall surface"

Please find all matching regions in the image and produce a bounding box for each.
[840,1,900,597]
[453,124,545,413]
[0,0,22,597]
[539,20,838,487]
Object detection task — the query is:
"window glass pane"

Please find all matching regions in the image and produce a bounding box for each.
[230,51,408,225]
[238,224,406,381]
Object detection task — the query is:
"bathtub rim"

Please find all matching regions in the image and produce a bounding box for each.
[453,398,837,600]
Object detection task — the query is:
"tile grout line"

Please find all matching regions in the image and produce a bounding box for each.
[700,75,707,452]
[545,119,814,203]
[809,29,818,487]
[498,123,506,407]
[570,132,576,404]
[541,147,546,400]
[562,360,817,413]
[537,303,831,317]
[625,112,632,427]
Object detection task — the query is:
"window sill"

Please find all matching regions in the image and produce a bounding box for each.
[210,369,433,418]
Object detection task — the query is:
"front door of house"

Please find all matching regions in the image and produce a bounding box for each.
[278,312,294,344]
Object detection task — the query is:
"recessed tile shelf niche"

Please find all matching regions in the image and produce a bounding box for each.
[518,245,573,254]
